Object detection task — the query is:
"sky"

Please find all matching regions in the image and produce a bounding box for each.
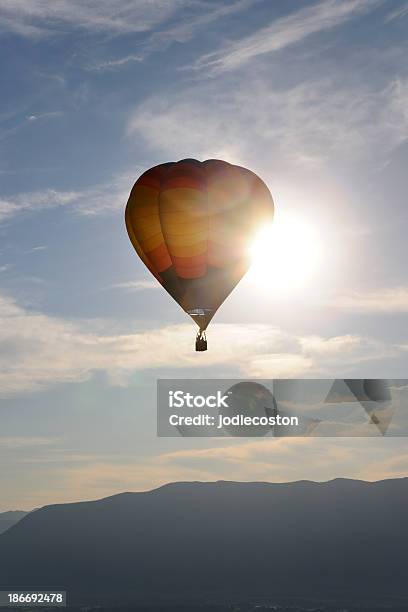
[1,0,408,511]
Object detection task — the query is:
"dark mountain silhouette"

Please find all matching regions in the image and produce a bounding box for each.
[0,511,27,535]
[0,479,407,606]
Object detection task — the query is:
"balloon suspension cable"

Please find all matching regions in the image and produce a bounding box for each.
[195,330,207,352]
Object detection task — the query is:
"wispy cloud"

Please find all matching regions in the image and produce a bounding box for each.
[0,293,401,396]
[90,0,259,71]
[90,54,144,72]
[0,171,136,222]
[192,0,381,74]
[0,190,79,222]
[327,287,408,313]
[128,76,408,169]
[0,0,188,39]
[0,110,64,143]
[385,3,408,22]
[0,437,57,449]
[26,111,63,122]
[107,280,159,292]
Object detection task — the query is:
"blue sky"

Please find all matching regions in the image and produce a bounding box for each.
[1,0,408,510]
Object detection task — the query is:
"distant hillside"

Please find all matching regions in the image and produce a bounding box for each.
[0,511,27,535]
[0,479,407,606]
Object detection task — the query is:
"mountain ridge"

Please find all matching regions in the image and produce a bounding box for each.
[8,476,406,514]
[0,510,27,535]
[0,478,407,606]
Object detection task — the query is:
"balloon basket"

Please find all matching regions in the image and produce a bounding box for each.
[195,330,207,352]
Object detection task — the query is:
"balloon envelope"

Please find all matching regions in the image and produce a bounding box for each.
[125,158,274,331]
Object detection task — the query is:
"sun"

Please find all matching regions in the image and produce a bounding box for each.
[248,212,322,292]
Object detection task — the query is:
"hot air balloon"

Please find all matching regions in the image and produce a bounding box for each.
[125,158,274,351]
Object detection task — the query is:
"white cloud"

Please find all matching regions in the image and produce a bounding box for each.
[0,0,187,38]
[385,3,408,22]
[328,287,408,313]
[26,111,63,122]
[0,293,402,396]
[128,77,408,170]
[90,0,259,70]
[0,171,136,222]
[91,54,143,72]
[0,436,57,449]
[301,334,378,355]
[0,189,80,222]
[192,0,381,74]
[108,280,159,291]
[247,354,313,378]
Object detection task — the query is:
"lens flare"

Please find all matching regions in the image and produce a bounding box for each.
[248,213,321,292]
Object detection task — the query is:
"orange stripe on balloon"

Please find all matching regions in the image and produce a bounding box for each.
[125,207,162,282]
[173,253,207,267]
[177,264,206,279]
[139,233,164,253]
[166,241,206,257]
[127,165,174,277]
[146,242,172,273]
[159,162,208,278]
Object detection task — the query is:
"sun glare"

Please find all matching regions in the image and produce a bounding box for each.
[248,213,322,293]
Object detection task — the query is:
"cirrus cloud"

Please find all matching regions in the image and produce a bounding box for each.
[0,0,188,39]
[191,0,382,74]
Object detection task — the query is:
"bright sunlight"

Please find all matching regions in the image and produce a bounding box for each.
[248,212,322,293]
